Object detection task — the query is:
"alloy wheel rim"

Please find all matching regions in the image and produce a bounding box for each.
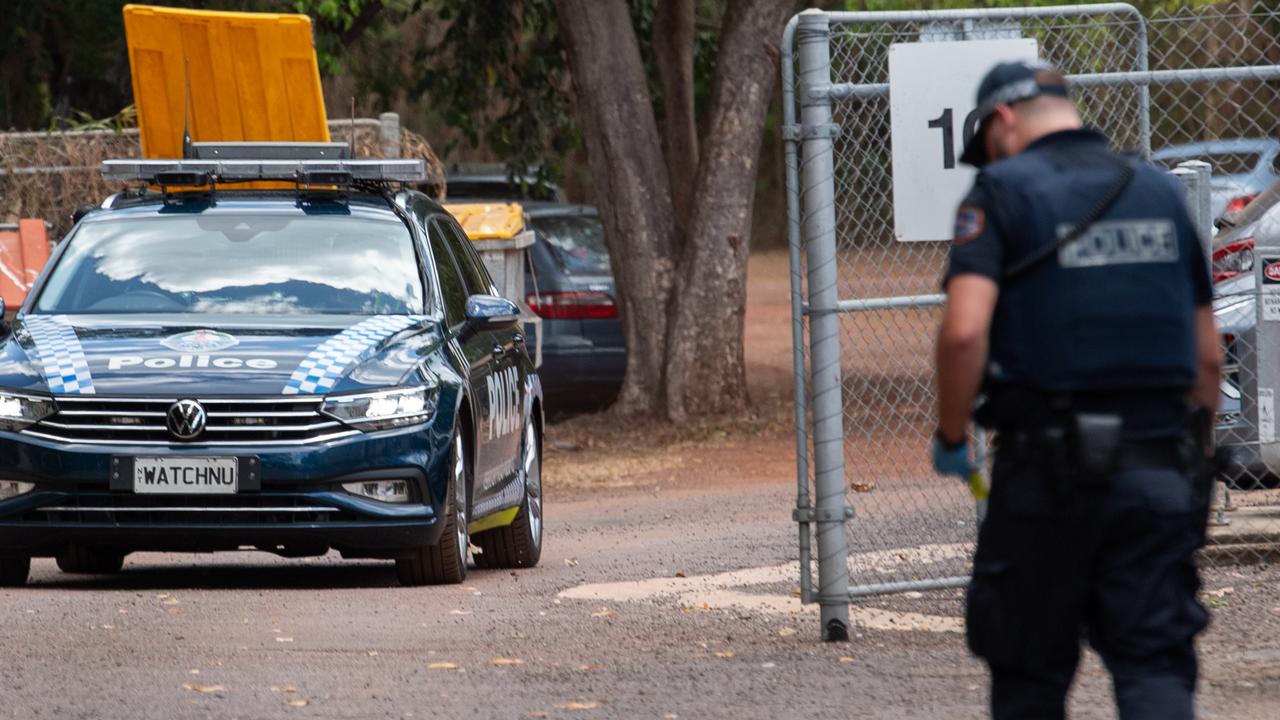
[523,422,542,549]
[454,433,468,567]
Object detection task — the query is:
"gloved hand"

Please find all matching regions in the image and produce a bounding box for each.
[932,431,972,478]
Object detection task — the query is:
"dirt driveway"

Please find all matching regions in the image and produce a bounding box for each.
[1,251,1277,719]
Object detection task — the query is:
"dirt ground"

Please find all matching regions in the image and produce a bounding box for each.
[1,250,1278,719]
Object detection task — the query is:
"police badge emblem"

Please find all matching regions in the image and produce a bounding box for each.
[161,329,239,353]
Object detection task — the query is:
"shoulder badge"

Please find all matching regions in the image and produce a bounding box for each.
[953,205,985,246]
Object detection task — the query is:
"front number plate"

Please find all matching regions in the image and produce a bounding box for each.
[133,456,238,494]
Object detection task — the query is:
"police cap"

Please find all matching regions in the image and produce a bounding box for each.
[959,60,1072,167]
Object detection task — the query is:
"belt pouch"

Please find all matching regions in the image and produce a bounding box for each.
[1072,412,1123,480]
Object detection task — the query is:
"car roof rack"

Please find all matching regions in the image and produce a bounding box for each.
[101,142,425,186]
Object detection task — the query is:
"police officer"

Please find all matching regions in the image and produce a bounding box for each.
[931,60,1222,720]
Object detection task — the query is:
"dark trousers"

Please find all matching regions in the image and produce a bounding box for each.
[967,449,1210,720]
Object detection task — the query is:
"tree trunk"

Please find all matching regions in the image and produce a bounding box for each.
[555,0,680,416]
[652,0,698,236]
[663,0,792,420]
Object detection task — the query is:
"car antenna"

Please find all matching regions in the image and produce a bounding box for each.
[181,59,194,160]
[350,97,356,158]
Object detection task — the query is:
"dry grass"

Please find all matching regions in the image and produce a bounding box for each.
[1,124,445,238]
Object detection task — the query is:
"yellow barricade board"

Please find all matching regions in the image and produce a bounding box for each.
[444,203,527,241]
[123,4,329,158]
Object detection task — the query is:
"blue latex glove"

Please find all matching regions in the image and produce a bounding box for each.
[932,432,972,478]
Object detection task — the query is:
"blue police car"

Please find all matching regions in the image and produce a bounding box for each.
[0,144,544,586]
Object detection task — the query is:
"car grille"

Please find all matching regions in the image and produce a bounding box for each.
[23,396,359,446]
[20,493,354,525]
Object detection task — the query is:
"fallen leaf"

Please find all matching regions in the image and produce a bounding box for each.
[449,609,472,616]
[270,686,299,694]
[761,662,776,669]
[428,662,458,670]
[714,651,735,658]
[492,657,523,666]
[778,628,797,637]
[590,608,615,618]
[100,624,115,630]
[576,663,603,671]
[286,699,308,708]
[162,598,180,606]
[674,571,687,578]
[182,684,225,694]
[188,669,200,675]
[564,558,579,567]
[276,637,294,643]
[557,702,599,710]
[1205,587,1234,598]
[838,656,855,663]
[367,651,379,657]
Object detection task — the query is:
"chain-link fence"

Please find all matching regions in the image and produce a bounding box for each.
[0,114,445,239]
[784,2,1280,640]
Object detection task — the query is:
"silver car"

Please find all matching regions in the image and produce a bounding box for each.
[1154,138,1280,221]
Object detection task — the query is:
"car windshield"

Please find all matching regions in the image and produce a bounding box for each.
[530,215,611,275]
[34,213,426,315]
[1156,151,1262,176]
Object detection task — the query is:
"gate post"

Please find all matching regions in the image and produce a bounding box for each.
[796,9,850,642]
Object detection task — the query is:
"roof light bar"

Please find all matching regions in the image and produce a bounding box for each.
[101,158,425,184]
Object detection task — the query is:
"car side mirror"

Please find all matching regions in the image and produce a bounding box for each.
[464,294,519,332]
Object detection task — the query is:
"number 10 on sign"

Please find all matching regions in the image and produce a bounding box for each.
[887,38,1038,242]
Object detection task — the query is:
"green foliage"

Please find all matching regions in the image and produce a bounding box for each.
[412,0,572,187]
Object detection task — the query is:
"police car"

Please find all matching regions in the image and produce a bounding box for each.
[0,144,544,586]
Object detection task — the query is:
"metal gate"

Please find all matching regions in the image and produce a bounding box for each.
[783,2,1280,640]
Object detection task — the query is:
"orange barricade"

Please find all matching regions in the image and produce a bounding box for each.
[122,4,330,158]
[0,220,51,308]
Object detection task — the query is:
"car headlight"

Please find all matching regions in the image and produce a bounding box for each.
[321,384,438,431]
[0,391,55,431]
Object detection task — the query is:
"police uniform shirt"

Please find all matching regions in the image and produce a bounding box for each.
[943,128,1214,436]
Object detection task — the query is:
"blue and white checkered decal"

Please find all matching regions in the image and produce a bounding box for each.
[23,315,95,395]
[282,315,420,395]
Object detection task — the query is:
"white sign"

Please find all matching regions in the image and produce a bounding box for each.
[888,38,1038,242]
[1263,293,1280,322]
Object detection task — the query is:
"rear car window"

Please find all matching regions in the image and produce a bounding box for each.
[529,215,611,275]
[35,214,426,315]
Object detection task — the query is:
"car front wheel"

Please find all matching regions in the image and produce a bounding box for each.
[396,431,469,586]
[0,556,30,586]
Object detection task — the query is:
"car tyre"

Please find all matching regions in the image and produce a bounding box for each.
[396,431,469,586]
[474,419,542,569]
[56,545,125,574]
[0,556,30,586]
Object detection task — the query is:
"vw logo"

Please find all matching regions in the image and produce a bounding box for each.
[166,399,207,440]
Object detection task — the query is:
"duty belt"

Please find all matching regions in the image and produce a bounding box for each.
[998,430,1189,470]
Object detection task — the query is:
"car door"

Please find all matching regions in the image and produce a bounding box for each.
[436,217,525,492]
[422,214,494,489]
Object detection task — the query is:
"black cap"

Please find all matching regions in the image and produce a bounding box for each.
[959,60,1071,167]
